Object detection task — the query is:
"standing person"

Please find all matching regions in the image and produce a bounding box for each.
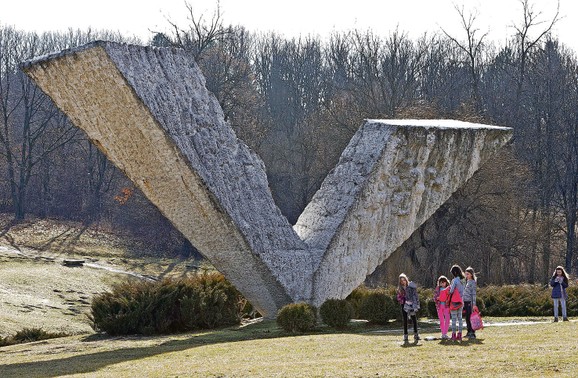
[550,266,570,322]
[396,273,420,342]
[434,276,451,340]
[448,265,465,341]
[463,267,478,339]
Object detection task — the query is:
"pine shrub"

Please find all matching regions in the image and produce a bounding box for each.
[90,272,243,335]
[347,283,578,321]
[477,284,578,317]
[566,286,578,315]
[359,290,396,324]
[276,302,317,333]
[426,298,438,318]
[346,286,372,318]
[319,298,353,329]
[180,273,242,329]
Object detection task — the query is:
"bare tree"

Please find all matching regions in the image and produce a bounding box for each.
[511,0,560,113]
[441,5,489,113]
[168,1,229,61]
[0,28,78,220]
[253,34,329,222]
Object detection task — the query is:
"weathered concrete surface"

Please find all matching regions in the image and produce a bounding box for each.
[294,119,512,306]
[22,41,512,316]
[22,41,312,318]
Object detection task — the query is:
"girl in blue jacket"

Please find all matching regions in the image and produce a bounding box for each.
[550,266,570,322]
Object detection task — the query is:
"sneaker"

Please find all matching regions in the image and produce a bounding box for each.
[414,333,420,341]
[457,332,462,341]
[469,333,476,339]
[554,317,559,322]
[403,334,409,342]
[441,334,449,340]
[451,332,456,341]
[563,317,569,322]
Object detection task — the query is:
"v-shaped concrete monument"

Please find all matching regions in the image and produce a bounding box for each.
[22,41,512,317]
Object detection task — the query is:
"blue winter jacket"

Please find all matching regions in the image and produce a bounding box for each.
[550,276,569,299]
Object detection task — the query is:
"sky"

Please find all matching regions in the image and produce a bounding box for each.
[1,0,577,54]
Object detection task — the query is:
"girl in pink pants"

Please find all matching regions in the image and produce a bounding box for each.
[434,276,451,340]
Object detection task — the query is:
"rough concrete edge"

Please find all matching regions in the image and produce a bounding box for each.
[307,122,513,304]
[21,43,296,317]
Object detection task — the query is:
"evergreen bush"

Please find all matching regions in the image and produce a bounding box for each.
[319,298,353,329]
[346,286,371,318]
[426,298,438,318]
[180,273,242,329]
[358,290,396,324]
[477,284,578,317]
[276,302,317,333]
[346,283,578,320]
[90,272,243,335]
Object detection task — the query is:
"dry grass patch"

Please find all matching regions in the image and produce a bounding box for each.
[0,257,122,337]
[0,215,206,338]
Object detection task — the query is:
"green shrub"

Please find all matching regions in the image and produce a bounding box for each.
[426,298,438,318]
[566,286,578,316]
[478,285,548,317]
[347,283,578,321]
[319,298,353,329]
[346,286,371,318]
[180,273,242,329]
[359,290,396,324]
[90,272,243,335]
[473,284,578,317]
[276,302,317,333]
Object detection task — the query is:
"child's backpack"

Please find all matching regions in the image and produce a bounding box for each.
[438,287,450,303]
[470,306,484,331]
[449,288,463,311]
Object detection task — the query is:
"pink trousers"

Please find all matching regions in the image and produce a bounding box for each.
[437,304,450,335]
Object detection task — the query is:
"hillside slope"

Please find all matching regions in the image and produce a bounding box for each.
[0,215,200,337]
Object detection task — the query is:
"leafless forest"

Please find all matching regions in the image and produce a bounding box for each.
[1,1,576,286]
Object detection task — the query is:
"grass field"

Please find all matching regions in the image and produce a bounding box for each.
[2,216,577,377]
[1,318,576,377]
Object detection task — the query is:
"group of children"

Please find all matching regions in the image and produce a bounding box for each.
[397,264,477,342]
[396,264,572,342]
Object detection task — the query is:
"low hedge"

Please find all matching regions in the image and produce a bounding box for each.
[423,284,577,317]
[346,283,577,320]
[477,284,578,317]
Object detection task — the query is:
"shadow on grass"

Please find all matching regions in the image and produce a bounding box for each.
[400,340,423,348]
[0,319,437,377]
[438,338,485,346]
[0,321,284,378]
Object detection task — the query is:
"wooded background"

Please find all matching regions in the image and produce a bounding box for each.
[1,1,576,286]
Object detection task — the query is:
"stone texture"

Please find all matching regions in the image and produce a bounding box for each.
[294,119,512,305]
[23,42,312,318]
[22,42,512,316]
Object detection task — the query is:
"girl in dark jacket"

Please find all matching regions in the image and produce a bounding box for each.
[397,273,420,342]
[463,267,477,339]
[550,266,570,322]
